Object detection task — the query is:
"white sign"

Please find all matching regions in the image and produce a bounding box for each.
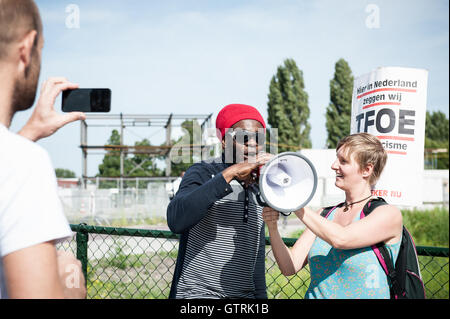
[351,66,428,206]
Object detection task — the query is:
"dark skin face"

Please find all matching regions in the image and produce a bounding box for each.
[220,119,269,187]
[222,119,265,164]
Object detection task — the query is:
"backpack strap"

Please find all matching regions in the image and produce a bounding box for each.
[360,197,387,218]
[360,197,403,299]
[360,198,390,274]
[377,243,404,299]
[320,202,345,219]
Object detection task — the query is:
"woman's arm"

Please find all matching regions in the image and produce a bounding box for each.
[295,204,403,250]
[263,207,318,276]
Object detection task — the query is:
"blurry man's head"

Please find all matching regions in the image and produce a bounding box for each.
[0,0,43,112]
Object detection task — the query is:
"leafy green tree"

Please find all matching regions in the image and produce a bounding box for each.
[98,130,164,179]
[98,129,124,177]
[128,138,163,177]
[55,168,76,178]
[426,111,449,143]
[425,111,449,169]
[267,58,311,152]
[325,58,354,148]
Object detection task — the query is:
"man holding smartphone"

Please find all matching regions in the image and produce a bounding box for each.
[0,0,86,298]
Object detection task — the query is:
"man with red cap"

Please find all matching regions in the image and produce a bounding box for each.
[167,103,272,299]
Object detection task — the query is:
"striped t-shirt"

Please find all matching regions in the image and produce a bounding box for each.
[167,157,267,299]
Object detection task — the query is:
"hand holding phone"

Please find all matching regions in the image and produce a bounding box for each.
[18,77,86,142]
[62,88,111,112]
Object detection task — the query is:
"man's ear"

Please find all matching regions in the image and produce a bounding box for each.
[16,30,38,74]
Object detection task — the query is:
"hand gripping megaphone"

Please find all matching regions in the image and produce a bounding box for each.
[254,152,318,215]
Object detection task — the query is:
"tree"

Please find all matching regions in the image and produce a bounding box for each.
[425,111,449,169]
[425,111,449,143]
[55,168,76,178]
[128,138,163,177]
[267,58,311,152]
[97,130,164,188]
[325,58,354,148]
[98,129,123,177]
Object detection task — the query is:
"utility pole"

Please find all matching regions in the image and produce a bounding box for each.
[165,113,173,177]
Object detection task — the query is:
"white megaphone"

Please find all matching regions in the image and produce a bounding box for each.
[255,152,318,215]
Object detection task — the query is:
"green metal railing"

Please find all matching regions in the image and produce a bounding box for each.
[57,224,449,299]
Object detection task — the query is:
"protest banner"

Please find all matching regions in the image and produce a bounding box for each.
[351,66,428,206]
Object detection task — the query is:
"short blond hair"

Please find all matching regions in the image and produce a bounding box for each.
[336,132,387,186]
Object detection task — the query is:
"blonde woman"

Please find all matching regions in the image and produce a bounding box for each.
[263,133,403,299]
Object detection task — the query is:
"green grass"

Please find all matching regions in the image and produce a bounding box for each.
[402,207,449,247]
[266,261,310,299]
[86,246,176,299]
[84,250,448,299]
[419,255,449,299]
[80,242,447,299]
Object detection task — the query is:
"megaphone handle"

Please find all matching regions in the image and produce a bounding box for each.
[255,192,267,207]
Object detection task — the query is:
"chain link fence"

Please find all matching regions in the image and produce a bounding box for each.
[57,224,449,299]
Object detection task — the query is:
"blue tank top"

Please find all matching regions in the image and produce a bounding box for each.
[305,206,401,299]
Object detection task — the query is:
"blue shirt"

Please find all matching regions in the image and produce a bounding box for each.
[305,206,401,299]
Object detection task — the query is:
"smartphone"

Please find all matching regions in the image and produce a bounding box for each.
[62,88,111,112]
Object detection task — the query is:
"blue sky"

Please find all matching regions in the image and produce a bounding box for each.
[10,0,449,177]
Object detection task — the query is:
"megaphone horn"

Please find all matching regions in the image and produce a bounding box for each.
[255,152,318,215]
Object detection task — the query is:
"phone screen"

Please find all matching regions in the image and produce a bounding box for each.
[62,88,111,112]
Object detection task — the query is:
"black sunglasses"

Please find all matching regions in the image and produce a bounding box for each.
[227,129,266,145]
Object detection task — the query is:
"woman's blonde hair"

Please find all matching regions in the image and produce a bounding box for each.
[336,132,387,186]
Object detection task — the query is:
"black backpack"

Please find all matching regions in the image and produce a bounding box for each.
[320,197,426,299]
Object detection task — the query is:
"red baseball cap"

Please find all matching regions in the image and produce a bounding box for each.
[215,104,266,139]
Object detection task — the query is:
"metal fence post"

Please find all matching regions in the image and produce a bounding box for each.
[76,223,89,287]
